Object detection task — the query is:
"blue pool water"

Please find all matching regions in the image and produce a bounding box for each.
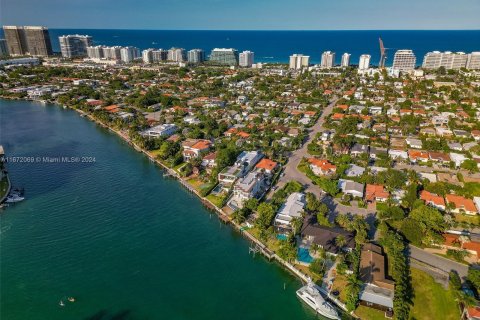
[277,234,288,241]
[297,247,314,264]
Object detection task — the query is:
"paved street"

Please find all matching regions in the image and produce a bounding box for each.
[276,97,374,218]
[409,245,469,279]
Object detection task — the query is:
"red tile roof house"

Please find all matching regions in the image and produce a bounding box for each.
[365,184,389,203]
[420,190,446,211]
[408,150,429,164]
[443,234,480,263]
[446,194,478,216]
[255,158,279,175]
[464,306,480,320]
[201,152,217,170]
[308,158,337,176]
[182,139,212,161]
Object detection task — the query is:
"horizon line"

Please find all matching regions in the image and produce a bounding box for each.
[25,27,480,32]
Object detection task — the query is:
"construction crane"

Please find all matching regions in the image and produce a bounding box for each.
[379,37,387,68]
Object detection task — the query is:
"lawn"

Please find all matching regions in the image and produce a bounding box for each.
[409,268,460,320]
[454,213,480,226]
[206,194,224,208]
[331,274,348,303]
[355,305,386,320]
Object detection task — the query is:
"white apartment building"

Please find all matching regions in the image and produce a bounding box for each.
[59,34,92,58]
[422,51,468,70]
[142,49,153,64]
[289,54,310,70]
[320,51,335,68]
[358,54,371,70]
[167,48,186,62]
[239,50,254,67]
[467,52,480,70]
[87,45,105,59]
[392,49,416,71]
[120,46,139,63]
[341,53,351,67]
[187,49,205,63]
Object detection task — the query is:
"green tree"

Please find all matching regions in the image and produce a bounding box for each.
[255,203,276,230]
[461,159,480,173]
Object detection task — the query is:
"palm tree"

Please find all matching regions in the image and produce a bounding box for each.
[335,213,351,229]
[291,217,303,236]
[335,235,347,249]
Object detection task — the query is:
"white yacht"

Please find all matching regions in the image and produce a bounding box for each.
[296,279,339,320]
[5,191,25,203]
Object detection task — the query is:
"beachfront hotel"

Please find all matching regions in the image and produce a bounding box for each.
[392,49,416,71]
[289,54,310,70]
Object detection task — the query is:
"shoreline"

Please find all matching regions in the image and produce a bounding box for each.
[1,97,352,316]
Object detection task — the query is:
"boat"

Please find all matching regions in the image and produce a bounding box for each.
[5,193,25,203]
[296,279,339,319]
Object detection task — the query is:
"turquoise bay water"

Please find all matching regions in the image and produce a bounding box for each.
[0,100,324,319]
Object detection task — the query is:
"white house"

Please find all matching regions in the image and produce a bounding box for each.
[141,124,177,138]
[273,192,305,234]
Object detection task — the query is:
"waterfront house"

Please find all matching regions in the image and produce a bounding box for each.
[182,139,212,161]
[218,151,263,185]
[273,192,306,234]
[359,243,394,311]
[230,171,266,209]
[141,123,177,138]
[300,224,355,255]
[201,152,217,171]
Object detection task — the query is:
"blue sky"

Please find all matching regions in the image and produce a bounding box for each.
[1,0,479,30]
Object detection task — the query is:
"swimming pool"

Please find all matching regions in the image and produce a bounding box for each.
[276,234,288,241]
[297,247,314,263]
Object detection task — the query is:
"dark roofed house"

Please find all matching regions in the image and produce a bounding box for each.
[351,143,369,157]
[301,224,355,255]
[359,243,395,312]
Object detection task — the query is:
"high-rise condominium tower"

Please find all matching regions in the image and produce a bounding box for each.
[392,50,416,71]
[239,50,254,67]
[341,53,351,67]
[188,49,205,63]
[209,48,239,66]
[289,54,310,70]
[320,51,335,68]
[358,54,371,70]
[59,34,92,58]
[3,25,53,56]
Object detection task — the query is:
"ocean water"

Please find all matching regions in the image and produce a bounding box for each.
[45,29,480,65]
[0,99,327,320]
